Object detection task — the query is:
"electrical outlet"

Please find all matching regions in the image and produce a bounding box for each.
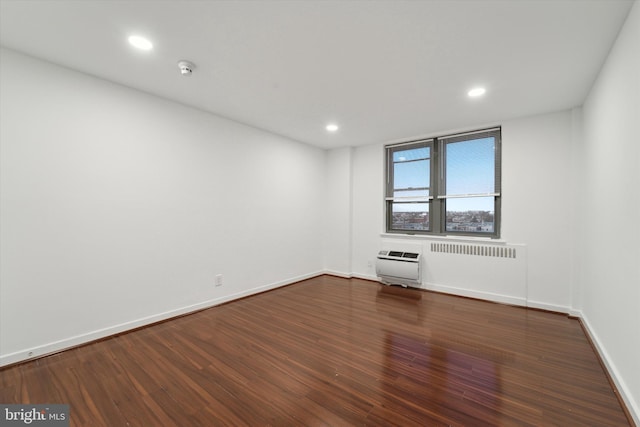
[215,274,223,287]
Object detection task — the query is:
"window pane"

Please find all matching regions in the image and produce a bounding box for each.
[393,147,429,163]
[445,197,494,233]
[392,146,430,194]
[445,137,495,195]
[390,202,429,231]
[394,159,430,192]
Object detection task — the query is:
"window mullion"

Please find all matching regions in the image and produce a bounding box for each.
[431,139,441,234]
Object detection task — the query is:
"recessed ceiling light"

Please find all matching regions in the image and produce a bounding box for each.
[128,35,153,51]
[468,87,486,97]
[326,124,339,132]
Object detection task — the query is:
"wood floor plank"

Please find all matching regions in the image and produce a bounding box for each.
[0,275,632,426]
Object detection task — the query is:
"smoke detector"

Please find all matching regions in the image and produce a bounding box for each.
[177,60,195,76]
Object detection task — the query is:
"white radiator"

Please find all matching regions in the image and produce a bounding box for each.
[376,250,421,287]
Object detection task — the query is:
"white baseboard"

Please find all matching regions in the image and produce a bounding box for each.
[526,299,570,314]
[568,308,582,317]
[323,270,353,279]
[0,270,323,367]
[422,281,527,307]
[577,310,639,426]
[323,270,382,283]
[350,272,380,282]
[327,273,572,315]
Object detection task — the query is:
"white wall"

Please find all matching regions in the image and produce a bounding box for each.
[0,48,325,365]
[323,147,353,275]
[501,111,575,311]
[579,1,640,421]
[345,110,576,312]
[351,143,384,279]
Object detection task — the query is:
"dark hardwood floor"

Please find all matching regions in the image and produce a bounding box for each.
[0,275,631,426]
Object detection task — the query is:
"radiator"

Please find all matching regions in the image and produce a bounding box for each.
[425,242,527,306]
[376,250,421,287]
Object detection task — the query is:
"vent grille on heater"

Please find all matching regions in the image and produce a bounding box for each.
[380,251,420,260]
[431,243,516,259]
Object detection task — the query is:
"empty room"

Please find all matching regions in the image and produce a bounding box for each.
[1,0,638,425]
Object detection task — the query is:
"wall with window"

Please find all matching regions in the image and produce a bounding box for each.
[343,109,577,312]
[0,48,326,365]
[345,5,639,416]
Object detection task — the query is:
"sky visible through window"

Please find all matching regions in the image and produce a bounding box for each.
[393,137,495,212]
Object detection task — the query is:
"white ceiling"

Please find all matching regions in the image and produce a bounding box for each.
[0,0,634,149]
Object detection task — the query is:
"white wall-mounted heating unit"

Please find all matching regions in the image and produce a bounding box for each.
[376,250,421,287]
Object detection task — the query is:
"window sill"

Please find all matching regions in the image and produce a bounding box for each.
[380,233,508,245]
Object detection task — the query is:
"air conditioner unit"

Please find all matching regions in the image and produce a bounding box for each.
[376,250,421,287]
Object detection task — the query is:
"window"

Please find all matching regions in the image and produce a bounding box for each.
[386,128,501,237]
[386,140,433,232]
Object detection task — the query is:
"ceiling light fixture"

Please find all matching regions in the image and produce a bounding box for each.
[468,87,486,97]
[128,35,153,51]
[326,124,339,132]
